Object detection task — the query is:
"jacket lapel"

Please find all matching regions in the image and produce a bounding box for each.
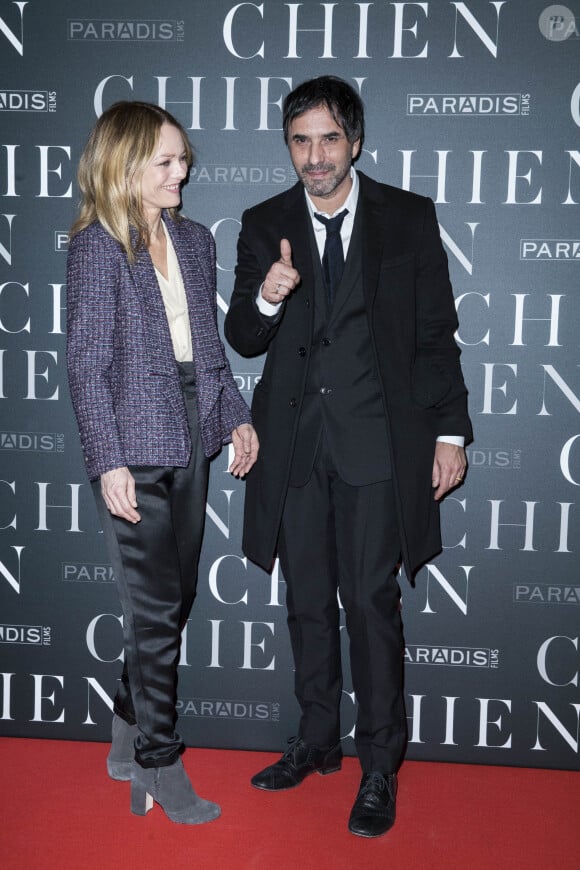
[164,214,226,431]
[128,234,176,377]
[359,173,396,311]
[280,182,316,304]
[164,215,224,373]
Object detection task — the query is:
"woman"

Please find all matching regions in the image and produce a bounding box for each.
[66,101,258,825]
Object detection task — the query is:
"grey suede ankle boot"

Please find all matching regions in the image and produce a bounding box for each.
[106,714,139,781]
[130,757,221,824]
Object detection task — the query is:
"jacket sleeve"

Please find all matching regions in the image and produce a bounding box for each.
[66,227,126,479]
[413,198,473,442]
[224,208,284,358]
[204,231,252,439]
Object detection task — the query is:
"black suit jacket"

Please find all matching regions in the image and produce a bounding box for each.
[225,171,473,577]
[287,202,391,487]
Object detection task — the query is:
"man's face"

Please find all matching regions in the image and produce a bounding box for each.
[287,104,360,208]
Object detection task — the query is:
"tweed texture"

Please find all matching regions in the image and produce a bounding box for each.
[67,213,250,481]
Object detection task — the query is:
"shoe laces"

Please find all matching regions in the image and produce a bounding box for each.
[362,772,396,799]
[282,736,303,760]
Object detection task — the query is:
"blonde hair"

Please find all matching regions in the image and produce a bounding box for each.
[70,101,193,261]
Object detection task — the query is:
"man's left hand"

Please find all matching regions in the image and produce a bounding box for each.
[432,442,467,501]
[229,423,259,478]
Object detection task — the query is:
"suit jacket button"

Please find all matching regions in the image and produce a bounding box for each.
[320,386,332,396]
[298,346,306,357]
[322,337,331,346]
[290,397,297,408]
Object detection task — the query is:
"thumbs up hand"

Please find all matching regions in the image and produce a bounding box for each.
[279,238,293,267]
[261,238,301,304]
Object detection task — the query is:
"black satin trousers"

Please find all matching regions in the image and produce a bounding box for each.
[92,362,209,768]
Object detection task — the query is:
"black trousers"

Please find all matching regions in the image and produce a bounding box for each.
[92,363,209,768]
[278,434,406,774]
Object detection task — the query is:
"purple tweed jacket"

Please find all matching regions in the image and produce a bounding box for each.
[66,212,251,481]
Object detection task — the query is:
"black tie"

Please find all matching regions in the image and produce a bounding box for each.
[314,209,348,307]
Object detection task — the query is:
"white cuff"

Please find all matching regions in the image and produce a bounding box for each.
[437,436,465,447]
[256,283,283,316]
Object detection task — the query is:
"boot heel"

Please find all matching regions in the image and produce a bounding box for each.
[107,714,138,782]
[320,744,342,775]
[131,778,154,816]
[320,762,341,775]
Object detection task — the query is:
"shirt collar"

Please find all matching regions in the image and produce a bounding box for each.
[304,166,359,220]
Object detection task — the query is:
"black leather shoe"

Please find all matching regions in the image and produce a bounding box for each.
[348,772,397,838]
[250,737,342,790]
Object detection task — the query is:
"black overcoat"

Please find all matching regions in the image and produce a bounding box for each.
[225,171,472,579]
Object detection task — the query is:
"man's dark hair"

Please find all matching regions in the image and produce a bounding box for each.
[282,76,365,150]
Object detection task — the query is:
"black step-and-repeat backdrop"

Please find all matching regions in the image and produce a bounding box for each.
[1,1,579,770]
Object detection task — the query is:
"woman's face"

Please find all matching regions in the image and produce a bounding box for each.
[139,122,188,221]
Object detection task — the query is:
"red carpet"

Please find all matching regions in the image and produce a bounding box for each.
[0,738,577,869]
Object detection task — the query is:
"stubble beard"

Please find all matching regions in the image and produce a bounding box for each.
[298,161,350,200]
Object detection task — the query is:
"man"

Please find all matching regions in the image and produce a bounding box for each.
[225,76,472,838]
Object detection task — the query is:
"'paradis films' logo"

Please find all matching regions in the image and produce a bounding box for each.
[176,698,280,721]
[55,232,69,252]
[233,373,262,394]
[0,432,64,452]
[520,239,580,259]
[407,94,530,116]
[466,447,522,469]
[514,584,580,604]
[405,646,499,668]
[67,19,184,41]
[0,624,51,645]
[189,165,296,185]
[0,90,56,112]
[61,564,115,583]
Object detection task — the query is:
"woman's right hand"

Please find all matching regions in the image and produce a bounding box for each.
[100,467,141,523]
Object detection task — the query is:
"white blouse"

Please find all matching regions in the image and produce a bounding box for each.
[154,221,193,362]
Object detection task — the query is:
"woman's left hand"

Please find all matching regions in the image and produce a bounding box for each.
[100,466,141,522]
[229,423,259,477]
